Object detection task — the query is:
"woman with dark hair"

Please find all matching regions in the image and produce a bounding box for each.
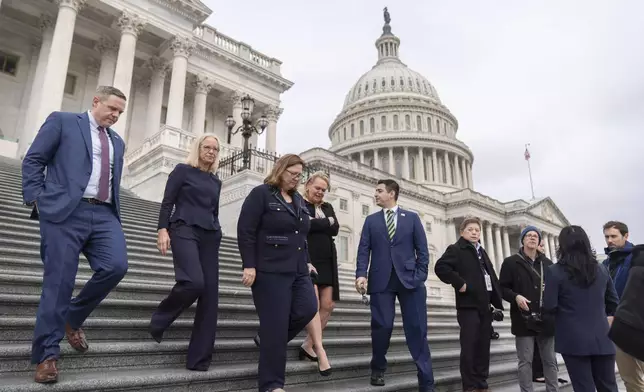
[237,154,329,392]
[543,225,619,392]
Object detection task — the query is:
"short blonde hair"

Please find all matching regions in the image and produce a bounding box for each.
[264,154,305,188]
[305,171,331,191]
[185,134,221,174]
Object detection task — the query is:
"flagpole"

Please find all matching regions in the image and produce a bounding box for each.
[525,143,535,200]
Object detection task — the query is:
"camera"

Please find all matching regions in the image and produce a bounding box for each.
[491,308,504,322]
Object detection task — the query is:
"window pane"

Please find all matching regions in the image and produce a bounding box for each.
[64,74,77,95]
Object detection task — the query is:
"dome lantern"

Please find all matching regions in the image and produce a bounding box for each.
[376,7,401,64]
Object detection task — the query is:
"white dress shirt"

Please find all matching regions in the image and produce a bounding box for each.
[84,111,114,203]
[382,204,399,230]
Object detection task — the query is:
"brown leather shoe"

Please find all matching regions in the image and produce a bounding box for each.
[65,323,89,353]
[34,358,58,383]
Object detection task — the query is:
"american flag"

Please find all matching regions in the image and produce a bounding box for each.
[524,146,531,161]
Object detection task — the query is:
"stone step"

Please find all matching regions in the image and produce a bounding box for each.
[0,293,503,336]
[0,198,171,231]
[0,315,514,345]
[0,255,361,291]
[0,337,519,377]
[0,359,537,392]
[0,271,471,322]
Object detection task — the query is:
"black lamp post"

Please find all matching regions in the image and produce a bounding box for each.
[224,94,269,170]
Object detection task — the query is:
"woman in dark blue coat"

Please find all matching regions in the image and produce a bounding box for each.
[237,154,323,392]
[543,225,619,392]
[149,134,223,371]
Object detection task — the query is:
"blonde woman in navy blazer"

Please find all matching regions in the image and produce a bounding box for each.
[149,134,223,371]
[237,154,327,392]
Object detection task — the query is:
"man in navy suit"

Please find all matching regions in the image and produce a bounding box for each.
[22,86,129,384]
[355,179,434,391]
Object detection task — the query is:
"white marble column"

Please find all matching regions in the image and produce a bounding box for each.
[467,162,474,188]
[265,105,282,153]
[402,146,410,179]
[359,151,365,164]
[374,149,380,169]
[417,148,425,181]
[446,219,456,245]
[444,151,453,185]
[191,75,214,136]
[388,147,394,174]
[554,236,559,262]
[18,14,55,158]
[111,11,145,139]
[485,222,495,266]
[431,149,439,182]
[143,57,168,140]
[548,234,557,262]
[34,0,86,139]
[478,223,485,249]
[494,225,504,270]
[502,226,511,258]
[166,36,195,129]
[453,154,461,187]
[229,91,243,148]
[543,233,552,261]
[95,36,117,87]
[460,157,468,189]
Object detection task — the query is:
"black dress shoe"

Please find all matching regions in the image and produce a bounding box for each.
[298,347,318,362]
[149,326,163,343]
[370,371,385,386]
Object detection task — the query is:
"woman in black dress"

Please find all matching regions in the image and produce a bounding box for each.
[298,172,339,370]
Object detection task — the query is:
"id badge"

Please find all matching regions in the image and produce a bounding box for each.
[484,273,492,291]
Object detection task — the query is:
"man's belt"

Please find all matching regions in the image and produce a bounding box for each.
[82,197,108,205]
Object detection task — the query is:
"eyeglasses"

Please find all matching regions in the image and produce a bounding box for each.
[286,169,302,179]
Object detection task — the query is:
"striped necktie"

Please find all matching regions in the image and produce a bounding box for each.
[386,209,396,240]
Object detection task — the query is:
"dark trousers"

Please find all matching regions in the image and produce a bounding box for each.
[562,354,618,392]
[533,341,544,379]
[457,308,493,391]
[370,270,434,390]
[252,266,318,392]
[31,201,128,364]
[150,223,222,370]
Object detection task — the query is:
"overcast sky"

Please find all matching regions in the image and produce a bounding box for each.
[204,0,644,250]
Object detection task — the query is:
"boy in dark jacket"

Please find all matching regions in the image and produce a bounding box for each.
[498,226,558,392]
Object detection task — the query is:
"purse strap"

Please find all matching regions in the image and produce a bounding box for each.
[538,259,544,305]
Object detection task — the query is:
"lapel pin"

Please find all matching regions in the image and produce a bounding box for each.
[401,213,406,217]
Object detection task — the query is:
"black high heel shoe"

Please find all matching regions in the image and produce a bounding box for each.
[298,347,318,362]
[318,363,332,377]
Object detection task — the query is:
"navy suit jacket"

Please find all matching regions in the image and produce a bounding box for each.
[356,207,429,294]
[543,263,619,356]
[237,184,311,273]
[22,111,125,223]
[157,163,222,231]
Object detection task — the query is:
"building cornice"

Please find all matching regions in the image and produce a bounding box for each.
[194,43,293,92]
[330,133,474,162]
[150,0,212,25]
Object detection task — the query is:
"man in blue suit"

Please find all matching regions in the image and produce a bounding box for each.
[355,179,434,391]
[22,86,129,384]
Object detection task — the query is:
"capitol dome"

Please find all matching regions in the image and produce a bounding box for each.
[328,9,475,192]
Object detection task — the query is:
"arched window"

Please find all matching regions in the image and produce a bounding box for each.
[370,117,375,133]
[381,115,387,130]
[416,115,422,131]
[405,115,411,130]
[427,117,432,132]
[350,124,355,138]
[343,127,346,140]
[359,120,364,135]
[393,115,399,130]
